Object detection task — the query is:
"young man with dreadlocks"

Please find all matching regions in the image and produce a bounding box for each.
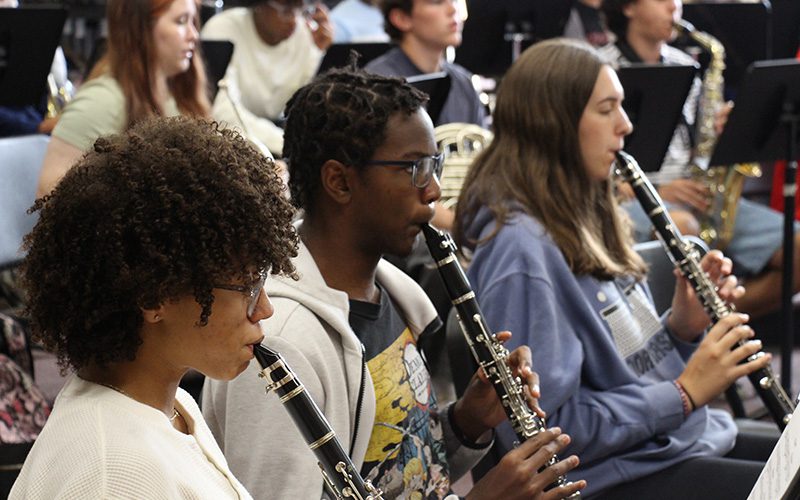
[201,67,585,499]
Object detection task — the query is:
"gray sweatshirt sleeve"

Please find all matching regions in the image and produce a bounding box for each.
[438,401,492,482]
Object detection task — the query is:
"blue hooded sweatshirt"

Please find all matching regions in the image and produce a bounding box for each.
[465,207,736,497]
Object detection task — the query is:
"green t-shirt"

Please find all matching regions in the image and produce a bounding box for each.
[53,74,180,152]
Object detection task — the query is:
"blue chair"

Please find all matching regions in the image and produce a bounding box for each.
[0,134,49,270]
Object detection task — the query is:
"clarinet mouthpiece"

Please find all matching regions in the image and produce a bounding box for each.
[253,343,279,369]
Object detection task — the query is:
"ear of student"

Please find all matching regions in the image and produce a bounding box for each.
[320,159,353,204]
[388,7,413,34]
[622,2,635,19]
[141,305,166,324]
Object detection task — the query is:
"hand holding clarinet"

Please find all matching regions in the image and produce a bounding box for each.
[422,224,585,500]
[615,151,795,427]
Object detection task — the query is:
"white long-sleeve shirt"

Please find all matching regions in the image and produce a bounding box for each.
[10,375,252,499]
[202,8,324,156]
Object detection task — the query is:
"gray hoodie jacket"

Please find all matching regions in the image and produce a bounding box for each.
[202,237,488,499]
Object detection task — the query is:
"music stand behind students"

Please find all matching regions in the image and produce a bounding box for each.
[455,38,779,500]
[201,66,585,500]
[10,116,298,499]
[0,1,71,137]
[600,0,800,319]
[36,0,211,199]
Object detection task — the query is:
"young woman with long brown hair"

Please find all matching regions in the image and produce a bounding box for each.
[36,0,211,198]
[455,38,779,499]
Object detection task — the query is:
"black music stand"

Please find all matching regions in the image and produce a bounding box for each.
[455,0,575,77]
[680,1,771,98]
[709,59,800,396]
[84,38,234,100]
[406,72,451,126]
[616,64,697,172]
[317,42,392,73]
[201,40,233,99]
[0,7,66,107]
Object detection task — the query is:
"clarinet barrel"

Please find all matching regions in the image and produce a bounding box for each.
[420,223,580,498]
[254,345,383,500]
[614,150,795,430]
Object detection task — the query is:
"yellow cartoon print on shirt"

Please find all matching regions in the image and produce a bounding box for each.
[362,327,450,499]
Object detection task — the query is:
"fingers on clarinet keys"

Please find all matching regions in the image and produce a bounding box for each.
[468,429,584,500]
[508,429,583,498]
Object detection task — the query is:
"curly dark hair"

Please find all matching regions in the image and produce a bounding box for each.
[283,64,427,214]
[378,0,413,42]
[601,0,637,40]
[21,116,298,372]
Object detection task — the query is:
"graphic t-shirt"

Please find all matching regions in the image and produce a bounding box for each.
[349,288,451,499]
[596,277,676,380]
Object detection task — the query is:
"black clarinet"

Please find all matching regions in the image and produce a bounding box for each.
[421,223,580,498]
[615,150,795,430]
[254,345,383,500]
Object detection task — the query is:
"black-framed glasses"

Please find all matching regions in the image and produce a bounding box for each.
[213,270,268,317]
[365,154,444,189]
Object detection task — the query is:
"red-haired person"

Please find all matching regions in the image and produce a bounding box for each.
[36,0,210,198]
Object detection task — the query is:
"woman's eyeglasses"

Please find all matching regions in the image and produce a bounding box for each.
[213,270,268,317]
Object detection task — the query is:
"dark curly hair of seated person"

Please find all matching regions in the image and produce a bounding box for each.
[21,116,299,373]
[283,64,428,215]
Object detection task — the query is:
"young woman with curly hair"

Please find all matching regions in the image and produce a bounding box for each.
[10,116,297,499]
[37,0,211,198]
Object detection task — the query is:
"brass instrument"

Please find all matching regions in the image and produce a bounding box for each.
[45,74,73,119]
[674,20,761,250]
[434,123,493,209]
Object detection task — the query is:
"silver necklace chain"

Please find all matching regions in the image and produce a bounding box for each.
[96,381,181,421]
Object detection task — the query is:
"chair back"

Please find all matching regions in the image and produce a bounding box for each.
[0,134,49,270]
[634,240,675,315]
[634,236,709,316]
[0,442,34,498]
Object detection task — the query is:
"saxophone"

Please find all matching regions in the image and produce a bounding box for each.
[420,223,580,499]
[254,345,383,500]
[674,19,761,251]
[616,151,795,430]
